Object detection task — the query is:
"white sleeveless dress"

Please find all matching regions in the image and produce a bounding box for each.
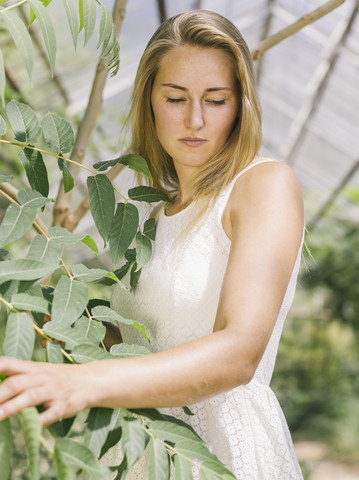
[109,159,304,479]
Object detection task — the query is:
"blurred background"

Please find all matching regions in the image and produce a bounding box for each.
[1,0,359,478]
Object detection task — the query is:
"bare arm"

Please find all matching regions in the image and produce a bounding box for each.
[0,162,304,426]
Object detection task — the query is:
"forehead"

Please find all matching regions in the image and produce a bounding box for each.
[155,45,236,87]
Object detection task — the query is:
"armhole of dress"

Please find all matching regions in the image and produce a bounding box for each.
[216,158,278,240]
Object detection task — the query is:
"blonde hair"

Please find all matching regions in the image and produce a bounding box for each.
[129,10,262,202]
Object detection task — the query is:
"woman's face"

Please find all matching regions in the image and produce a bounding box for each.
[151,45,240,176]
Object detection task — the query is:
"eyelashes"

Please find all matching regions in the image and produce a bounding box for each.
[166,98,226,106]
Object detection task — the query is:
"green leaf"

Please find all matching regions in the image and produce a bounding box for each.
[70,344,114,363]
[0,259,55,285]
[100,24,117,59]
[26,235,63,265]
[18,407,42,480]
[28,0,56,75]
[173,454,193,480]
[51,276,88,326]
[46,341,63,364]
[174,440,219,464]
[82,0,96,46]
[0,419,12,480]
[98,409,124,458]
[54,438,111,480]
[98,5,113,48]
[73,316,106,346]
[71,264,108,282]
[48,226,86,244]
[0,51,5,108]
[94,154,152,180]
[58,157,74,193]
[0,248,9,260]
[63,0,79,49]
[143,218,156,240]
[42,113,75,154]
[54,447,76,480]
[19,148,49,197]
[130,262,141,291]
[135,232,152,271]
[0,174,12,183]
[78,0,84,32]
[3,312,35,360]
[0,203,36,249]
[110,202,139,266]
[11,293,50,314]
[200,461,236,480]
[110,343,151,358]
[2,10,34,79]
[44,321,90,349]
[17,189,52,209]
[121,417,147,469]
[84,407,113,454]
[91,306,149,342]
[6,100,41,143]
[148,421,202,445]
[81,234,98,255]
[128,186,170,203]
[148,437,170,480]
[87,175,115,244]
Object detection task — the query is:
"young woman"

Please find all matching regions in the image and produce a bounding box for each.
[0,10,304,479]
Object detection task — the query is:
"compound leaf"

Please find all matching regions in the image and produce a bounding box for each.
[128,186,170,203]
[2,10,34,79]
[42,113,75,154]
[19,148,49,197]
[110,202,138,266]
[6,100,41,143]
[87,175,115,244]
[51,276,88,326]
[28,0,56,74]
[0,419,12,480]
[4,312,35,360]
[18,407,42,480]
[148,437,170,480]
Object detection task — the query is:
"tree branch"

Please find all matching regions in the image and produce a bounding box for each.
[251,0,346,60]
[52,0,128,228]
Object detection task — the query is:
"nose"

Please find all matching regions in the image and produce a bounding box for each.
[185,100,204,131]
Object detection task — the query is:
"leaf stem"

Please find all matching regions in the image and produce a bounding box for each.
[40,435,54,456]
[0,296,16,311]
[0,139,96,174]
[0,0,28,13]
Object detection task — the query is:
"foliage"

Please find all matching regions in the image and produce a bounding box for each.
[272,219,359,459]
[0,0,120,106]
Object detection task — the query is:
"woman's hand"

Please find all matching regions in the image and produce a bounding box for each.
[0,356,95,426]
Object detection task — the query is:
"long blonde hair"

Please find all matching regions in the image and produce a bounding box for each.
[129,10,262,202]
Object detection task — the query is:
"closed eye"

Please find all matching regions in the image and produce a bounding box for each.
[166,98,185,103]
[208,100,225,105]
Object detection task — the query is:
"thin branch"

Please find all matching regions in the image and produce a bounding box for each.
[251,0,346,60]
[52,0,128,228]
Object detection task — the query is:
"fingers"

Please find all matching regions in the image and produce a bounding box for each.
[0,385,47,421]
[39,403,67,427]
[0,356,35,376]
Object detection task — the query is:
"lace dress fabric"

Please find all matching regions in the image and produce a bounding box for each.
[107,159,304,479]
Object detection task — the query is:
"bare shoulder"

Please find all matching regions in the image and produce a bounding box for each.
[223,161,304,239]
[230,161,303,213]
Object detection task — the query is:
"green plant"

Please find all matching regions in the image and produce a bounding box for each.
[0,102,237,479]
[0,1,237,478]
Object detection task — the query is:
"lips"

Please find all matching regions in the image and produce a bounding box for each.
[179,137,207,147]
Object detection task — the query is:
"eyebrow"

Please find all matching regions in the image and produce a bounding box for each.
[161,83,232,92]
